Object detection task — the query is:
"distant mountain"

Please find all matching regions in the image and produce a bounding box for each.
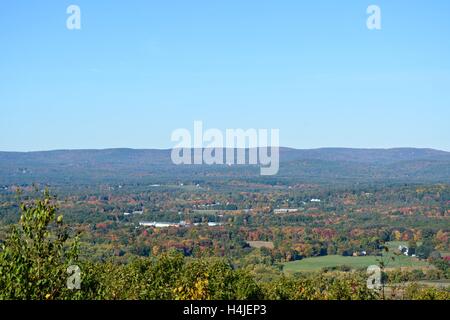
[279,147,450,163]
[0,147,449,185]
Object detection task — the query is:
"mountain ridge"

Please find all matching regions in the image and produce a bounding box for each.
[0,147,449,185]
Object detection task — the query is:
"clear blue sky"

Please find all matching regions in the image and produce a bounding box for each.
[1,0,449,151]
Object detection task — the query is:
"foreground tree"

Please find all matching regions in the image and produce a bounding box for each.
[0,191,79,299]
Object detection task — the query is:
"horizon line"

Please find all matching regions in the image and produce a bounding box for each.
[1,146,449,153]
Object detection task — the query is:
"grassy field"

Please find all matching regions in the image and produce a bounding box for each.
[247,241,275,249]
[283,241,434,273]
[283,254,431,273]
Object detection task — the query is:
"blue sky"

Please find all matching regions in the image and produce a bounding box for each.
[1,0,449,151]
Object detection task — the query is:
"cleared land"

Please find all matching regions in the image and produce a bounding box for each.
[247,241,275,249]
[283,254,431,273]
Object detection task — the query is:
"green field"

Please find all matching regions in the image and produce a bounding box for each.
[283,254,431,273]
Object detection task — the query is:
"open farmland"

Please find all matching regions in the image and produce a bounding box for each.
[283,254,432,273]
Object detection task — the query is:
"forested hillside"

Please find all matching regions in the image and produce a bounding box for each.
[1,148,449,185]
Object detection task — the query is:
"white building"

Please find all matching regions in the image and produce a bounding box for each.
[398,245,409,256]
[139,221,179,228]
[207,222,223,227]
